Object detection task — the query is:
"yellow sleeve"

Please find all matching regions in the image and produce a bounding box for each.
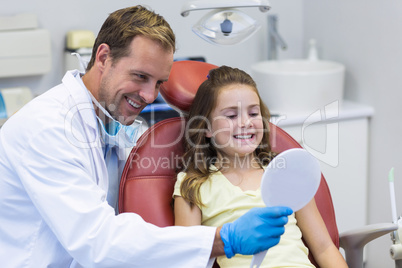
[173,171,186,198]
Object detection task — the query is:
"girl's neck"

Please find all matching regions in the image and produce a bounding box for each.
[215,153,261,172]
[215,153,264,191]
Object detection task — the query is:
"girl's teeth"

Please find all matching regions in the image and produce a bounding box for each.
[127,98,141,108]
[235,135,252,139]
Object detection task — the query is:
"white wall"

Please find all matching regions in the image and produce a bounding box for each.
[0,0,302,96]
[304,1,402,267]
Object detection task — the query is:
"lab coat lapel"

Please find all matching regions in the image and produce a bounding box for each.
[61,71,109,192]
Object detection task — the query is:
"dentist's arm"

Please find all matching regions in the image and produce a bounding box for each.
[212,206,293,258]
[174,196,292,258]
[211,226,225,257]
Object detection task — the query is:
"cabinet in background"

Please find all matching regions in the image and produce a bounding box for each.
[271,101,374,234]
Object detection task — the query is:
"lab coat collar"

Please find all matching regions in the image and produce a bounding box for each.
[62,70,98,133]
[62,69,127,159]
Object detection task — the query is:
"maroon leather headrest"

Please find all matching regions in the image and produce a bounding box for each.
[160,61,218,112]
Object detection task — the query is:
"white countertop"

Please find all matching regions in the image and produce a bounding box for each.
[270,100,374,127]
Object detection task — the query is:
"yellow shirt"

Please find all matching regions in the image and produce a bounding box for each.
[174,166,315,268]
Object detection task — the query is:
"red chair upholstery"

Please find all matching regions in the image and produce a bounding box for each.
[118,61,339,267]
[119,117,185,227]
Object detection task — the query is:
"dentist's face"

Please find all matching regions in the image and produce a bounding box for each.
[98,35,173,125]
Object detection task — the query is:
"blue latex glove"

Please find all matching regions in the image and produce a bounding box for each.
[220,206,293,258]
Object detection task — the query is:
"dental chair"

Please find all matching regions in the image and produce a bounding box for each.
[119,60,397,268]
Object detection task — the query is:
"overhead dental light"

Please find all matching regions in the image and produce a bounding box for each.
[181,0,271,46]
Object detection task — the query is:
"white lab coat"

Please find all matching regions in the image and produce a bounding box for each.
[0,70,215,267]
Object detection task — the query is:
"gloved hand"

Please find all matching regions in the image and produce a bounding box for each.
[220,206,293,258]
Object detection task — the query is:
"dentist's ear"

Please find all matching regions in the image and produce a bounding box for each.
[95,43,111,71]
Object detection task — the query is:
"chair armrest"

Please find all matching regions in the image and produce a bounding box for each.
[339,223,397,268]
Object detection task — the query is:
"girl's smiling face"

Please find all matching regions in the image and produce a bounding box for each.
[206,84,264,159]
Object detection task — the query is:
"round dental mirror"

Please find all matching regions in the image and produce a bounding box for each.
[261,148,321,212]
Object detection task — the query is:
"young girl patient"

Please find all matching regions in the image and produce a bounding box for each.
[173,66,348,268]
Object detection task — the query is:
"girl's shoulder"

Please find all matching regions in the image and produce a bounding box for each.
[176,171,187,184]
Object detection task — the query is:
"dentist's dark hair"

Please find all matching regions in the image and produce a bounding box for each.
[179,65,276,208]
[86,5,176,71]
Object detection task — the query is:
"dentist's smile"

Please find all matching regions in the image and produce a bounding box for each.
[125,96,142,109]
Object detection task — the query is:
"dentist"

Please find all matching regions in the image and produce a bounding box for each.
[0,5,292,268]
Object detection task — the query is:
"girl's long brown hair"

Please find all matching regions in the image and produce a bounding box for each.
[179,66,276,208]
